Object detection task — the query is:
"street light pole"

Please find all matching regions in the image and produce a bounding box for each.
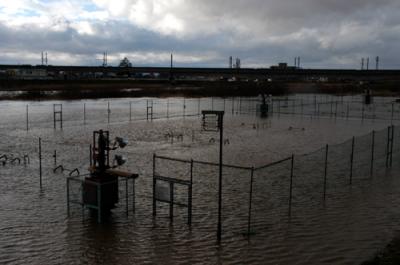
[201,110,224,243]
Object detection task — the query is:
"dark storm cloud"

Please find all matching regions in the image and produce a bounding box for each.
[1,0,400,68]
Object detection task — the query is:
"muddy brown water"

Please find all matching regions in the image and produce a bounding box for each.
[1,95,400,264]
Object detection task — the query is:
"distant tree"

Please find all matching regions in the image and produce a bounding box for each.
[119,57,132,67]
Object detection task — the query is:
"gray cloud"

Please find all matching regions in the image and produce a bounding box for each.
[0,0,400,68]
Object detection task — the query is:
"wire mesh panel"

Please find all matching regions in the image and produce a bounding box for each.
[251,159,292,235]
[293,148,326,209]
[352,132,373,181]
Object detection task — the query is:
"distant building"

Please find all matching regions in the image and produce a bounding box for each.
[7,68,48,79]
[270,63,297,70]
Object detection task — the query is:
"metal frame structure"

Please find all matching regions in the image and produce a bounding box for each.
[53,104,63,129]
[152,154,193,225]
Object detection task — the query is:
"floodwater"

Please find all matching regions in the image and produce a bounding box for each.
[1,95,400,264]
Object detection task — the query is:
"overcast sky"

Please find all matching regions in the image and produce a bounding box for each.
[0,0,399,69]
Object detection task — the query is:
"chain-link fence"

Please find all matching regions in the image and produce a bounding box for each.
[151,124,399,242]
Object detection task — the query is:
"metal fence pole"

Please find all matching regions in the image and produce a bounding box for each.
[169,182,174,221]
[107,101,110,124]
[188,159,193,225]
[350,136,355,185]
[391,103,394,124]
[129,101,132,121]
[26,105,29,131]
[39,137,42,189]
[370,131,375,177]
[183,98,186,118]
[89,144,92,167]
[247,167,255,237]
[390,126,394,167]
[132,178,136,212]
[125,178,129,216]
[83,103,86,125]
[152,154,157,216]
[217,114,224,244]
[323,144,329,201]
[97,184,102,223]
[289,154,294,216]
[66,178,70,216]
[167,99,170,119]
[386,126,390,168]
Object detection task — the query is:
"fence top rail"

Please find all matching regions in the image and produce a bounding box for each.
[154,174,192,186]
[254,156,292,171]
[154,154,253,170]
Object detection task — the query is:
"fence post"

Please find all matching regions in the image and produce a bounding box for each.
[247,167,255,237]
[183,98,186,118]
[188,159,193,225]
[39,137,42,189]
[391,126,394,167]
[89,144,92,167]
[26,105,29,131]
[386,126,390,168]
[323,144,328,201]
[169,182,174,221]
[350,136,355,185]
[391,103,394,124]
[53,150,57,166]
[107,101,110,124]
[152,154,156,216]
[335,101,338,117]
[83,103,86,125]
[288,154,294,216]
[370,131,375,177]
[125,178,129,216]
[132,177,136,212]
[129,101,132,121]
[66,178,70,216]
[167,99,170,119]
[97,184,102,223]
